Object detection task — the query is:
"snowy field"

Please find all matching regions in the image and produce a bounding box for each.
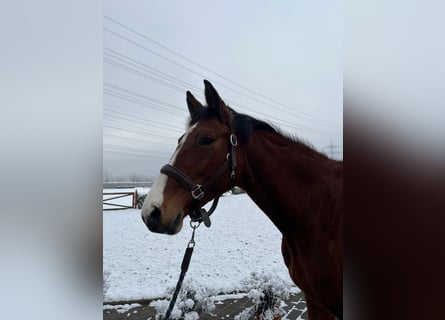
[103,193,296,302]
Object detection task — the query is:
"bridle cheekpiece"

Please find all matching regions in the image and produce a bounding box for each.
[160,113,238,228]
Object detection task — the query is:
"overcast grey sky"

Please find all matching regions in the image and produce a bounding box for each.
[103,0,342,178]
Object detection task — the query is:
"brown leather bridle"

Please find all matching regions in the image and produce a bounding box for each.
[160,114,238,227]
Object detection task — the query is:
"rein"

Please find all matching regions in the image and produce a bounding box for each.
[163,220,200,320]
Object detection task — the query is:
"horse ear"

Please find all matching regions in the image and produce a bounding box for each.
[203,80,230,122]
[186,91,203,117]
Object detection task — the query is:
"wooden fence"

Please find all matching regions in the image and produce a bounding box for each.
[103,191,138,211]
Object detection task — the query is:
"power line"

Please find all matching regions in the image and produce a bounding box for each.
[104,131,173,147]
[104,82,184,111]
[104,147,171,159]
[104,15,339,127]
[104,57,187,94]
[104,142,171,154]
[104,108,184,133]
[104,122,177,142]
[103,25,339,129]
[104,89,187,118]
[104,47,204,94]
[102,13,342,164]
[106,89,333,137]
[104,118,178,141]
[104,34,338,135]
[105,76,334,136]
[105,75,334,136]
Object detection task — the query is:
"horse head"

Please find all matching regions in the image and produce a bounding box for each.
[141,80,238,234]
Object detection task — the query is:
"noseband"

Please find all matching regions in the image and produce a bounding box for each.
[160,114,238,227]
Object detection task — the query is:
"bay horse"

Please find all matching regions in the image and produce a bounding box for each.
[141,80,342,319]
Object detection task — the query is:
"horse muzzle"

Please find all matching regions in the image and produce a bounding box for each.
[141,206,183,235]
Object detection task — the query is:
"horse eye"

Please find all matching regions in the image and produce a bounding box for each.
[198,136,215,146]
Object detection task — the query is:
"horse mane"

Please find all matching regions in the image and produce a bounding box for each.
[232,111,277,145]
[188,106,330,159]
[188,106,275,144]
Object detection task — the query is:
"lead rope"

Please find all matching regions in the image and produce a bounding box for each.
[163,220,200,320]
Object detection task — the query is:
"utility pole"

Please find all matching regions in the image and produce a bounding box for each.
[324,139,341,159]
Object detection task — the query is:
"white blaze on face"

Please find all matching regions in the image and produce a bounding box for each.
[141,124,197,219]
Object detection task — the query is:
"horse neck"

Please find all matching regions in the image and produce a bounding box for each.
[237,130,335,236]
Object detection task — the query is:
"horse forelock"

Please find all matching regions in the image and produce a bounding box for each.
[188,105,220,127]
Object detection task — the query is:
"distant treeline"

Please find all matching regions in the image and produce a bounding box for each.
[103,170,155,183]
[103,181,152,189]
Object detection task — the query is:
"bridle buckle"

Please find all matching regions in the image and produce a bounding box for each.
[191,184,205,200]
[230,134,238,146]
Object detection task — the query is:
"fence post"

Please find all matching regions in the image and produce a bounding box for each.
[133,189,138,209]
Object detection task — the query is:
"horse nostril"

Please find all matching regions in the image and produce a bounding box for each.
[146,206,162,230]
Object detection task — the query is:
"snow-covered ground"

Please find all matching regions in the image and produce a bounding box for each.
[103,193,296,302]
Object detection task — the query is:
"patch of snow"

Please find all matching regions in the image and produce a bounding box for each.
[104,193,296,302]
[135,187,150,195]
[103,303,141,313]
[212,293,247,301]
[184,311,199,320]
[289,286,301,294]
